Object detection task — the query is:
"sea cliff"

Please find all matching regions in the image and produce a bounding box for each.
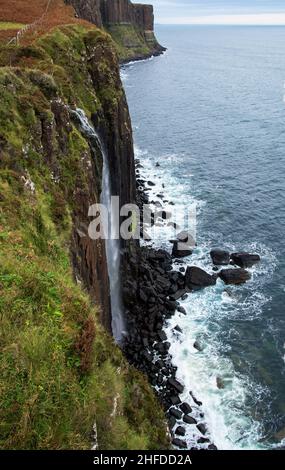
[65,0,166,62]
[0,1,169,449]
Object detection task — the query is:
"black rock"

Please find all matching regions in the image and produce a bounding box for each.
[170,395,181,406]
[183,415,197,425]
[172,438,187,449]
[168,378,184,394]
[175,426,186,437]
[210,249,230,266]
[147,180,156,186]
[197,437,210,444]
[169,408,183,420]
[172,241,193,258]
[208,444,218,450]
[170,289,187,301]
[219,268,251,285]
[180,402,192,415]
[193,340,203,352]
[190,391,202,406]
[185,266,217,290]
[157,330,167,342]
[168,415,176,429]
[174,325,183,334]
[231,252,261,268]
[177,306,187,315]
[197,423,207,435]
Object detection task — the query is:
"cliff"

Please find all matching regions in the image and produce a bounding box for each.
[0,4,168,449]
[66,0,166,62]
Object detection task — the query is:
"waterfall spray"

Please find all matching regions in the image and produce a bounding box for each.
[70,108,125,343]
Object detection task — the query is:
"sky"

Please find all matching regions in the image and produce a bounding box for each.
[152,0,285,25]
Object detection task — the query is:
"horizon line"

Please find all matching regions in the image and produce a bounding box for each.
[154,12,285,26]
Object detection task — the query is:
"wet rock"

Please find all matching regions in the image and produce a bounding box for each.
[147,180,155,186]
[197,423,207,435]
[170,289,187,301]
[197,437,210,444]
[216,376,225,389]
[171,231,196,258]
[231,252,261,268]
[169,408,183,420]
[157,330,167,342]
[210,249,230,266]
[177,306,187,315]
[170,395,181,406]
[183,415,197,425]
[175,426,186,437]
[190,391,202,406]
[208,444,218,450]
[168,415,176,429]
[172,438,187,449]
[219,268,251,285]
[193,340,203,352]
[180,402,192,415]
[168,378,184,394]
[174,325,183,334]
[172,241,193,258]
[185,266,217,291]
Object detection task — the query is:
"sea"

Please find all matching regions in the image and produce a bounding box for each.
[121,25,285,450]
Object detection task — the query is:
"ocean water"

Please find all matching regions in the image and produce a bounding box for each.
[121,26,285,450]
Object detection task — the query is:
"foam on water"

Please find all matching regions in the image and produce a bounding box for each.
[135,145,277,449]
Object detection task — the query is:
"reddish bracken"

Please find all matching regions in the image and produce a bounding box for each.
[0,0,93,44]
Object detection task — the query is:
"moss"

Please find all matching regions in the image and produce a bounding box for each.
[0,24,169,450]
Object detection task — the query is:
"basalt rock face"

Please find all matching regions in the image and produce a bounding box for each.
[0,20,169,450]
[66,0,103,26]
[66,0,165,62]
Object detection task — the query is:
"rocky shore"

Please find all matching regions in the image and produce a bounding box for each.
[122,158,261,450]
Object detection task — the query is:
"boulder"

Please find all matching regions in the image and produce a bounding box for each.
[177,306,187,315]
[174,325,183,334]
[210,249,230,266]
[185,266,217,291]
[231,252,261,268]
[175,426,186,437]
[180,402,192,415]
[194,340,203,352]
[171,230,195,258]
[170,289,187,301]
[219,268,251,285]
[198,437,210,444]
[183,415,197,425]
[170,395,181,406]
[197,423,207,435]
[168,378,184,394]
[208,444,218,450]
[169,408,183,420]
[216,377,225,389]
[172,438,187,449]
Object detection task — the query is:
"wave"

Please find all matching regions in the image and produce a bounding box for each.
[135,145,278,450]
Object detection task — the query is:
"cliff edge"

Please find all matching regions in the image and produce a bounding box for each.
[0,0,168,450]
[66,0,166,62]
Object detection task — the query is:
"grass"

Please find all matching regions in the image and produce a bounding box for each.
[0,21,169,450]
[0,22,25,30]
[106,24,154,61]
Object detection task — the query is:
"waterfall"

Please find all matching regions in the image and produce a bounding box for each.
[70,108,125,343]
